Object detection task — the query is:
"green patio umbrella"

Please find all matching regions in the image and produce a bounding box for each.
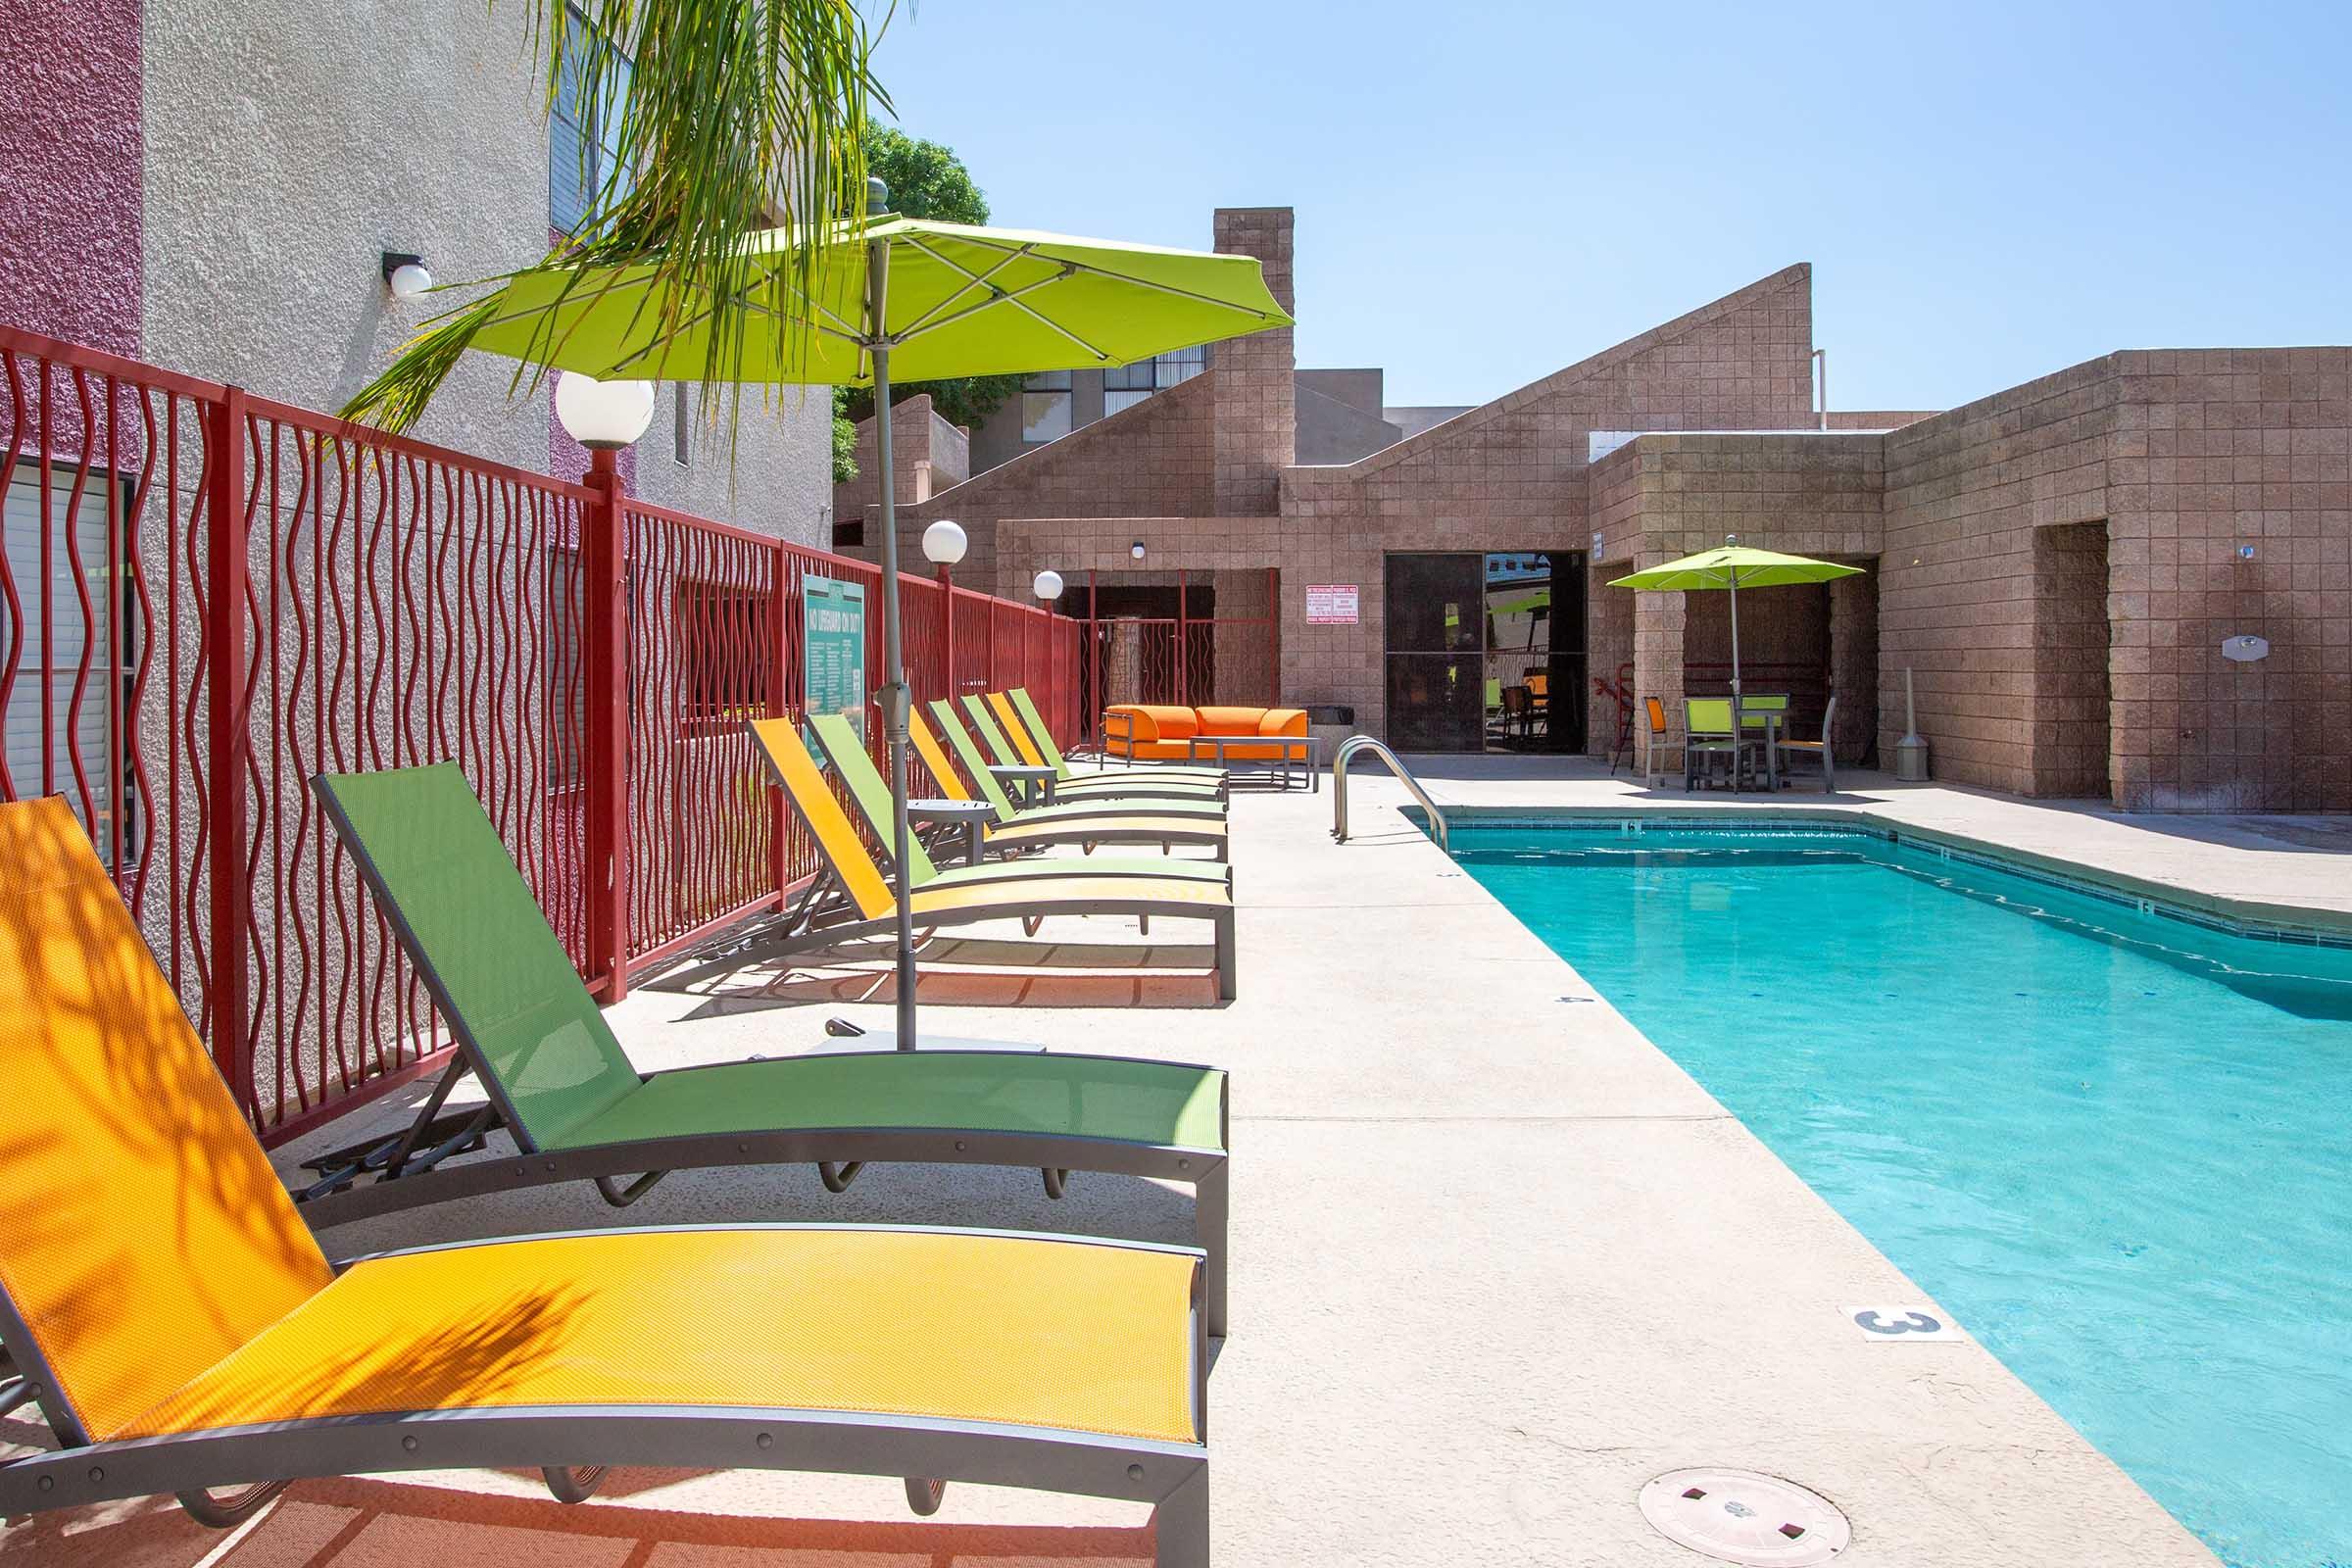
[1608,536,1863,708]
[466,183,1293,1049]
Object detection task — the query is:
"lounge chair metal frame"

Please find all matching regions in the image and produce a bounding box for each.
[300,772,1232,1337]
[0,1224,1212,1563]
[691,720,1238,1003]
[961,695,1227,804]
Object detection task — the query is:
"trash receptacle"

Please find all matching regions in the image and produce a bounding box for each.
[1305,704,1358,769]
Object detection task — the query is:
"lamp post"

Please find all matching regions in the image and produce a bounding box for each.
[556,371,655,1001]
[925,519,965,697]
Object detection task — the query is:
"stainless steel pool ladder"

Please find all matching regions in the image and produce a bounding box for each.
[1331,736,1449,851]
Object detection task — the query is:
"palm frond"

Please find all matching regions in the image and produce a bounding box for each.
[341,0,889,440]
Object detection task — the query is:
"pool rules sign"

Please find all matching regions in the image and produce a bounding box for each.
[803,575,867,736]
[1306,584,1359,625]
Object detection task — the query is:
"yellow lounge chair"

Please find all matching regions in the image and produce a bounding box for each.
[711,719,1237,1002]
[0,796,1210,1557]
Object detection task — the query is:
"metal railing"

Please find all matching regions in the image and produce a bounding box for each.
[1330,735,1448,851]
[0,320,1084,1145]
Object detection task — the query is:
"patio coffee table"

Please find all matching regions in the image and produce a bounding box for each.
[1185,732,1320,792]
[906,797,997,865]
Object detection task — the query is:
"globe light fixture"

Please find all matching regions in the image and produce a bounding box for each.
[1032,569,1064,603]
[922,518,968,564]
[380,252,433,299]
[1130,540,1147,561]
[555,371,657,450]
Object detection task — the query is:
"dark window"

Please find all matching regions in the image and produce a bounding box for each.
[550,5,633,237]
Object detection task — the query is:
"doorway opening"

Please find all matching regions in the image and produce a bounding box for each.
[1384,550,1588,752]
[2031,521,2112,798]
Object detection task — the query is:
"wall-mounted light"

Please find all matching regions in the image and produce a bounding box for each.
[381,251,433,299]
[2236,544,2258,561]
[922,518,967,565]
[1130,540,1147,561]
[1033,569,1065,604]
[554,371,657,450]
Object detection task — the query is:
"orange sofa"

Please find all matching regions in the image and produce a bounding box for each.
[1103,704,1309,761]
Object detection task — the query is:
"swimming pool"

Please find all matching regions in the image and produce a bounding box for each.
[1449,821,2352,1568]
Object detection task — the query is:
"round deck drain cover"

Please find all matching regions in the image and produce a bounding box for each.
[1639,1468,1850,1566]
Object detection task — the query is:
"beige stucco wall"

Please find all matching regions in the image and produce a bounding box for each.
[140,0,828,544]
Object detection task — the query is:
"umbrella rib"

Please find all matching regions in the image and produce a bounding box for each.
[885,241,1108,362]
[889,239,1038,341]
[940,231,1287,323]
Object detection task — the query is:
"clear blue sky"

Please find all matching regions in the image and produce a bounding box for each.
[868,1,2352,412]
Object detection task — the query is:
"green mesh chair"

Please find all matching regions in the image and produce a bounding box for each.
[1682,697,1748,791]
[305,762,1232,1337]
[929,701,1226,814]
[808,713,1229,871]
[1000,688,1228,796]
[961,694,1225,805]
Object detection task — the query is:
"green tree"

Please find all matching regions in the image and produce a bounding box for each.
[343,0,886,440]
[845,126,1024,434]
[831,386,859,483]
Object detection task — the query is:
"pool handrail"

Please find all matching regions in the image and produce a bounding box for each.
[1331,736,1448,852]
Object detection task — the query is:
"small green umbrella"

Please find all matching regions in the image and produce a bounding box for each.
[462,184,1292,1049]
[1609,536,1863,708]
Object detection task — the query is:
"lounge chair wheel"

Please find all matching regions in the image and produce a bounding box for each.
[175,1481,290,1528]
[818,1159,865,1193]
[1042,1166,1071,1200]
[906,1477,947,1516]
[542,1465,609,1504]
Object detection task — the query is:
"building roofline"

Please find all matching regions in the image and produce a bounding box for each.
[1295,263,1814,481]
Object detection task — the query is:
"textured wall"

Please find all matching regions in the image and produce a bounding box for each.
[1281,266,1818,738]
[0,0,143,352]
[832,392,970,527]
[1209,208,1296,514]
[134,0,825,542]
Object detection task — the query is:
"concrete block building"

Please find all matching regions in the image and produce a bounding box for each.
[853,205,2349,813]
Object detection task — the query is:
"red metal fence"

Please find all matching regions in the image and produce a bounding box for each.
[1079,566,1281,737]
[0,322,1081,1145]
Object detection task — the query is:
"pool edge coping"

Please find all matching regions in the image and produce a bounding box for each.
[1407,803,2352,948]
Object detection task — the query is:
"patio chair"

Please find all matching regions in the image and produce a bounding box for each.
[717,717,1238,1002]
[1738,693,1792,789]
[1772,691,1839,793]
[808,712,1230,870]
[1640,696,1676,782]
[1682,697,1747,791]
[934,700,1223,809]
[914,708,1228,828]
[294,765,1231,1334]
[964,694,1226,804]
[1004,686,1227,792]
[0,798,1210,1554]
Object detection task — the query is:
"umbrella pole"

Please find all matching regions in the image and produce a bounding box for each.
[867,231,920,1051]
[1728,572,1742,790]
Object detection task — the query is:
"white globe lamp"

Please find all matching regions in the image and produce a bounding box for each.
[1032,569,1064,605]
[922,518,967,565]
[555,372,657,451]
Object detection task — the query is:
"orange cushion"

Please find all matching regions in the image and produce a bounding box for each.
[1130,740,1200,760]
[1255,709,1307,737]
[1112,705,1200,743]
[1194,706,1267,735]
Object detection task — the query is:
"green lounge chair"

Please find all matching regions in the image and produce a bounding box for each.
[709,718,1239,1004]
[300,763,1232,1336]
[911,708,1228,838]
[1000,688,1229,793]
[931,700,1223,822]
[962,694,1226,804]
[809,712,1229,869]
[0,794,1210,1555]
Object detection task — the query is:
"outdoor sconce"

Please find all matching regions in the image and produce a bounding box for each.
[1131,540,1148,561]
[1033,569,1065,604]
[922,518,968,565]
[555,372,657,450]
[381,252,433,299]
[2237,544,2258,561]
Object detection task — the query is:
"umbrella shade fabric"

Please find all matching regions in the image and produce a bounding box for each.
[1609,545,1862,592]
[467,216,1295,388]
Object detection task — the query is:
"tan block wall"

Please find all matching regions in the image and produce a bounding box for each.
[832,394,969,524]
[1586,430,1884,763]
[1211,208,1298,516]
[1279,265,1820,739]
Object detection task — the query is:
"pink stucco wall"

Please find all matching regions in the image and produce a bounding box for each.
[0,0,142,354]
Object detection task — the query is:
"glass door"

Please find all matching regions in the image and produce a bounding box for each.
[1383,553,1486,752]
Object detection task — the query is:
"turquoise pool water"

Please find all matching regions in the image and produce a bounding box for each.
[1452,824,2352,1568]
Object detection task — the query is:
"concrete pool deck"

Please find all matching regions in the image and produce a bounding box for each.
[14,758,2332,1566]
